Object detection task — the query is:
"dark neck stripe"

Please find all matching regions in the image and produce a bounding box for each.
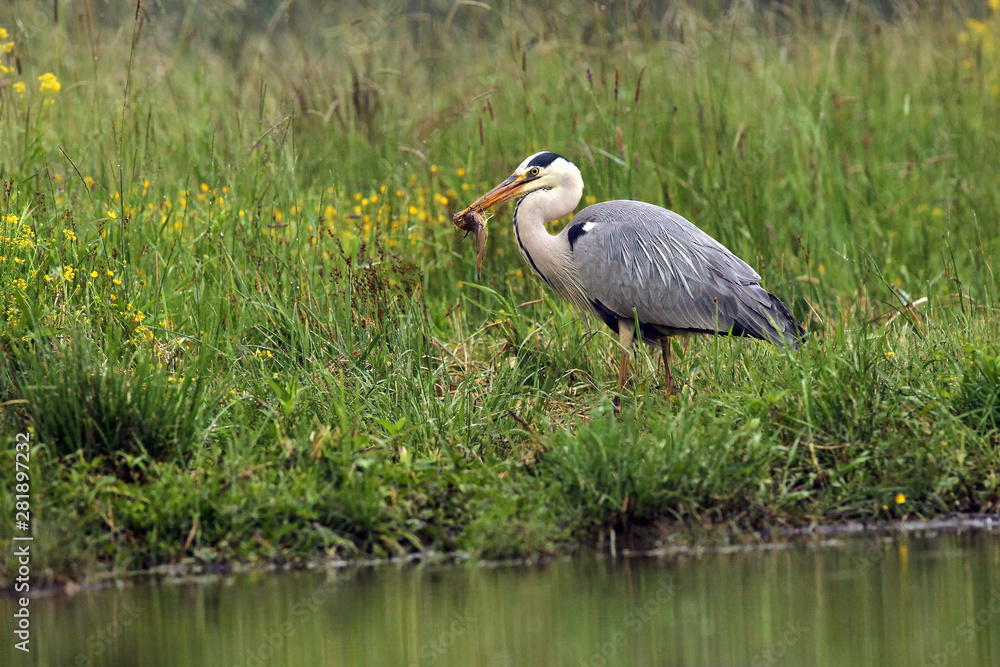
[513,197,551,286]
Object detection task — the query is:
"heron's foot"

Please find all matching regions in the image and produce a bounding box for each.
[662,365,675,398]
[660,338,676,399]
[617,350,631,390]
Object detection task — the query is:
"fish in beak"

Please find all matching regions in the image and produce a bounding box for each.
[453,208,488,280]
[452,172,531,280]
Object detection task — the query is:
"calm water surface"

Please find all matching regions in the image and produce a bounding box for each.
[6,531,1000,666]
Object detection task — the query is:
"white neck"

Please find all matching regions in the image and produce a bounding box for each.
[512,170,587,309]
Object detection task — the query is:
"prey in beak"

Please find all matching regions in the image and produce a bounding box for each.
[452,208,489,280]
[452,173,534,280]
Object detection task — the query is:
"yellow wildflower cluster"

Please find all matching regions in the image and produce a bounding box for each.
[0,27,28,101]
[0,213,33,264]
[0,28,64,105]
[133,325,153,343]
[960,1,1000,97]
[133,173,469,254]
[0,26,13,77]
[0,24,61,104]
[1,212,37,329]
[38,72,60,104]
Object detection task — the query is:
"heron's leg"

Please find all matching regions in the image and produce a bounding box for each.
[660,337,675,396]
[617,318,635,390]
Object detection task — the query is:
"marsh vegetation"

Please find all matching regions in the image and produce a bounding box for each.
[0,0,998,581]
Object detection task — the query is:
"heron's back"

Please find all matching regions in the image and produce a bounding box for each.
[563,200,803,348]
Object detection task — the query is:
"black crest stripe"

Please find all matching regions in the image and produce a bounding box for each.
[526,152,564,168]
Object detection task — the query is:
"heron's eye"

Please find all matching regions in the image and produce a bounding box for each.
[527,167,540,177]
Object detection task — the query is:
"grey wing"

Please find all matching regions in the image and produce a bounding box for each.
[566,201,802,348]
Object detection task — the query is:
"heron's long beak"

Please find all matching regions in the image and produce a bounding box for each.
[457,173,529,217]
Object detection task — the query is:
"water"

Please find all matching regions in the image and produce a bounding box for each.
[5,531,1000,667]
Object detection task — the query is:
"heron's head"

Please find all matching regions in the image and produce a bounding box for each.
[463,152,582,214]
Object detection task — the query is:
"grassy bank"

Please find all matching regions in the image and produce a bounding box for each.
[1,0,998,583]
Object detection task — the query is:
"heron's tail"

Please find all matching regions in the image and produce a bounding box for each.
[759,291,805,349]
[726,286,804,349]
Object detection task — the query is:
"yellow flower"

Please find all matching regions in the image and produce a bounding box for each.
[62,265,75,282]
[895,493,906,505]
[12,81,25,96]
[991,0,999,12]
[90,270,98,278]
[107,210,117,219]
[38,72,60,94]
[63,228,77,241]
[966,18,988,36]
[0,28,8,40]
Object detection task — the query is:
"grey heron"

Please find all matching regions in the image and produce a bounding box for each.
[456,151,804,394]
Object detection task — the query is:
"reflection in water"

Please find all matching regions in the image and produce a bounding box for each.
[5,531,1000,666]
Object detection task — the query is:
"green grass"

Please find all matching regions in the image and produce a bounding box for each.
[0,0,999,583]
